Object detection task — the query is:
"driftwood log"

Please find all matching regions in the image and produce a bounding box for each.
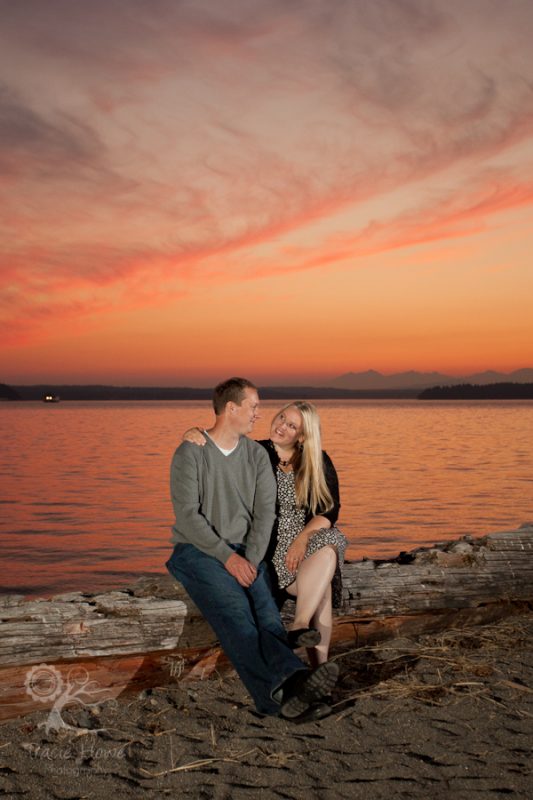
[1,523,532,723]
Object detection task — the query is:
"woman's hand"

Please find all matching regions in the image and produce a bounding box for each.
[285,535,309,573]
[182,427,206,445]
[285,516,331,573]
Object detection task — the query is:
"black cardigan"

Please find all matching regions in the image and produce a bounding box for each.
[256,439,341,526]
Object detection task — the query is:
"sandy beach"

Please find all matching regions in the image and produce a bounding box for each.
[1,610,531,799]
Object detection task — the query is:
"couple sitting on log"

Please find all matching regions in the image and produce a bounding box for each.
[166,376,347,722]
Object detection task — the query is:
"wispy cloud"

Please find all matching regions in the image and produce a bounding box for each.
[0,83,104,176]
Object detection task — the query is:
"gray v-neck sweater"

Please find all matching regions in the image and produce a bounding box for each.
[170,435,277,566]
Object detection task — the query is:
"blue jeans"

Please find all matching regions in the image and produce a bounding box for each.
[166,543,307,715]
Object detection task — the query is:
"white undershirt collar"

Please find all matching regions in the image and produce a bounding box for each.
[204,430,238,456]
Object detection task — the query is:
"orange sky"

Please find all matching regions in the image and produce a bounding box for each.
[1,0,532,386]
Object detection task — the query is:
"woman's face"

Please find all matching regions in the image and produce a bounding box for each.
[270,406,304,449]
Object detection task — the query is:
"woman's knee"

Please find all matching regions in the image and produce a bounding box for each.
[308,545,337,568]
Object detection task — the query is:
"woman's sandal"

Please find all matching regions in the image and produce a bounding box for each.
[287,627,321,649]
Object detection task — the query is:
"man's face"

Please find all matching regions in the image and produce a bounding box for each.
[231,387,260,434]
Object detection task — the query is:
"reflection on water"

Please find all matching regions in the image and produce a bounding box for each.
[1,400,532,598]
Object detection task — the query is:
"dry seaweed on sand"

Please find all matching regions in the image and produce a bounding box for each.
[331,613,533,719]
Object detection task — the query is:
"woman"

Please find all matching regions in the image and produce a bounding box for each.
[260,401,346,665]
[183,401,346,664]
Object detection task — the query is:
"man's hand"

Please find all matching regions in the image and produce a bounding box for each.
[225,553,257,587]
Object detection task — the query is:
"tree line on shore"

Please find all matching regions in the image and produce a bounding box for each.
[418,382,533,399]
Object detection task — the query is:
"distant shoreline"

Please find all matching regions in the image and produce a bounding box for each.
[419,382,533,400]
[5,384,420,401]
[2,382,533,401]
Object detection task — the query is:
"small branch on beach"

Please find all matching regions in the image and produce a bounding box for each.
[497,679,533,694]
[139,747,258,777]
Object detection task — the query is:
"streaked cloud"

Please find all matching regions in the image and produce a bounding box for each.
[1,0,532,380]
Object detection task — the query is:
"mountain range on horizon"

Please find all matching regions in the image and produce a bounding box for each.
[2,368,533,400]
[326,368,533,391]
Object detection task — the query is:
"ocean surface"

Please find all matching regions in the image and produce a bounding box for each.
[1,400,532,599]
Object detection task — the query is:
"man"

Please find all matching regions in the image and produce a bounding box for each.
[166,377,338,721]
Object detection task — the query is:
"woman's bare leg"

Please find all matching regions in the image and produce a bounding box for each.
[286,545,337,633]
[309,583,333,664]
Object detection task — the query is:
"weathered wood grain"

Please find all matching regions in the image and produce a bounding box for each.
[0,593,187,666]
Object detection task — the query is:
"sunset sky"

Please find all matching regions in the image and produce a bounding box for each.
[1,0,532,386]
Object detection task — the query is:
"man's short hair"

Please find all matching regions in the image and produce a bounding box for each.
[212,377,257,415]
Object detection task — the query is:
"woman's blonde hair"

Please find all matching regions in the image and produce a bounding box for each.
[277,401,333,515]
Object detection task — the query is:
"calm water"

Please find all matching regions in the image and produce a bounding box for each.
[1,400,532,599]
